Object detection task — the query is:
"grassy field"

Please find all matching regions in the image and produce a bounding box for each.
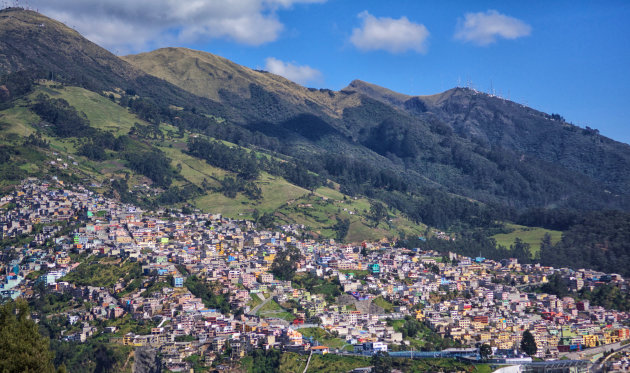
[299,327,349,350]
[394,358,491,373]
[247,293,263,308]
[313,186,344,200]
[339,269,370,280]
[0,104,38,137]
[493,223,563,255]
[61,259,141,288]
[0,86,146,186]
[102,314,158,336]
[276,352,488,373]
[194,172,310,218]
[275,190,426,243]
[372,296,394,313]
[35,85,145,135]
[386,319,445,351]
[157,144,226,188]
[256,299,295,322]
[279,352,370,373]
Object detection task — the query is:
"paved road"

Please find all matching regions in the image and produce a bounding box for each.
[591,342,630,372]
[561,341,622,360]
[294,323,320,329]
[514,282,544,289]
[302,350,313,373]
[157,316,170,328]
[247,296,272,316]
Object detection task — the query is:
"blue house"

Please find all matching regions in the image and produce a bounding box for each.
[173,276,184,288]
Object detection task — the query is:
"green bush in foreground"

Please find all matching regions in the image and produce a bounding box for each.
[0,300,56,373]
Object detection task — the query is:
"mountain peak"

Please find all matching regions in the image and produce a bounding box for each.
[343,79,411,107]
[123,47,364,119]
[0,7,141,85]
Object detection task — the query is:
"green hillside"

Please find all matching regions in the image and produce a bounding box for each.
[0,81,424,242]
[125,46,630,216]
[123,47,363,120]
[3,8,630,274]
[492,223,563,256]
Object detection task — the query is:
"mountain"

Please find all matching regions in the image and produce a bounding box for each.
[125,47,630,212]
[0,8,140,87]
[348,80,630,198]
[0,8,431,243]
[2,8,630,267]
[0,7,230,119]
[123,47,362,121]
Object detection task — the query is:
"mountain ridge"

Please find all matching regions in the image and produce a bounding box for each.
[0,8,141,87]
[0,7,237,122]
[344,79,630,196]
[1,8,630,277]
[2,7,630,215]
[123,47,364,121]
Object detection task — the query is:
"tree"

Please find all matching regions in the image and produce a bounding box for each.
[258,212,275,229]
[541,273,568,297]
[540,233,553,252]
[0,300,56,373]
[480,344,492,360]
[184,276,230,314]
[249,349,281,373]
[510,237,532,264]
[401,317,422,338]
[94,344,117,373]
[371,351,392,373]
[536,233,553,261]
[520,330,537,357]
[333,217,350,242]
[361,246,368,257]
[369,201,388,227]
[270,247,301,281]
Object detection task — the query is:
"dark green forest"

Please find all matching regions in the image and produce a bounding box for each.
[539,211,630,276]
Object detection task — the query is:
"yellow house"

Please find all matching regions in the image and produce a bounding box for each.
[122,333,142,346]
[116,236,133,243]
[264,255,275,263]
[244,324,257,333]
[478,332,492,342]
[56,256,71,265]
[415,309,425,321]
[497,333,511,343]
[582,334,599,348]
[122,334,133,345]
[604,333,620,345]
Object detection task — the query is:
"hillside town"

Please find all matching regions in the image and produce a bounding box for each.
[1,179,628,371]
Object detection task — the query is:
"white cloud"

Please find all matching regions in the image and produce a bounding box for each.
[27,0,326,54]
[264,57,322,85]
[350,11,429,54]
[454,10,531,46]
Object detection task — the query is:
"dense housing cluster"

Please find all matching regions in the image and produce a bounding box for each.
[0,179,628,371]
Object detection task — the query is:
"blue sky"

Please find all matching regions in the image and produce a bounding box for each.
[30,0,630,144]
